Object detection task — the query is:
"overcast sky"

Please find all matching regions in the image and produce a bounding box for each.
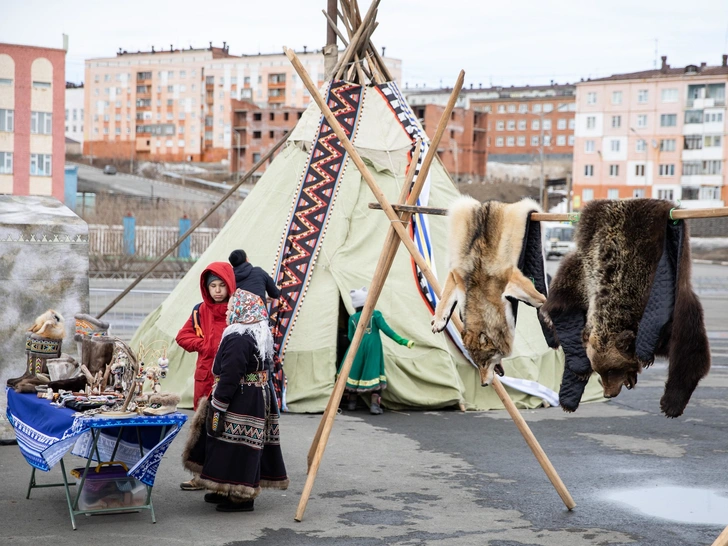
[3,0,728,89]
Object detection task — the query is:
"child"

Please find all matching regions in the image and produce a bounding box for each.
[182,289,289,512]
[338,287,414,415]
[175,261,235,490]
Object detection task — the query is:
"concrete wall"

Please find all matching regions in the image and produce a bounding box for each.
[0,196,88,414]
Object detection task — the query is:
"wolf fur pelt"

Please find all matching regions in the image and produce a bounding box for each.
[28,309,65,340]
[432,196,548,386]
[541,199,710,417]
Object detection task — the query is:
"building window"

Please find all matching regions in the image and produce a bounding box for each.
[0,78,13,86]
[30,154,51,176]
[633,188,645,198]
[543,135,551,146]
[517,136,526,146]
[206,76,214,84]
[705,111,724,123]
[584,165,594,177]
[517,120,526,130]
[660,139,676,152]
[635,139,646,152]
[507,104,516,113]
[585,140,595,152]
[660,114,677,127]
[506,136,515,146]
[705,135,722,148]
[568,119,575,129]
[531,120,540,130]
[495,137,504,147]
[556,135,566,146]
[568,135,575,145]
[610,139,620,152]
[518,104,528,113]
[661,88,678,103]
[611,115,621,128]
[541,119,551,130]
[658,164,675,176]
[611,91,623,105]
[507,120,515,130]
[497,105,506,113]
[586,92,597,105]
[0,151,12,174]
[32,81,51,89]
[700,186,721,200]
[635,164,645,176]
[609,165,619,177]
[657,189,674,200]
[543,103,553,113]
[607,189,620,199]
[637,89,649,103]
[583,188,594,201]
[531,136,539,146]
[636,114,647,128]
[557,119,566,130]
[30,112,52,134]
[0,109,14,132]
[704,160,722,175]
[253,131,261,139]
[685,110,703,124]
[684,135,702,150]
[496,121,504,130]
[586,116,596,129]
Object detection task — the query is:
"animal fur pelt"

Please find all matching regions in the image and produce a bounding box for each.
[29,309,65,340]
[541,199,710,417]
[432,196,548,386]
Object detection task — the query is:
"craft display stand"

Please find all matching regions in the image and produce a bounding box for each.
[26,419,172,530]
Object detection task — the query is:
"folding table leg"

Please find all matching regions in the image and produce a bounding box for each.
[59,459,77,530]
[26,467,36,499]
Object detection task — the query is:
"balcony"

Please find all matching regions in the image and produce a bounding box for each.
[681,174,723,187]
[682,148,723,161]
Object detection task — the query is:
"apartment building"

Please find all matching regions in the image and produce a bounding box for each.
[83,44,402,166]
[410,103,487,182]
[230,100,305,178]
[0,42,66,199]
[573,55,728,209]
[65,83,84,146]
[471,85,576,162]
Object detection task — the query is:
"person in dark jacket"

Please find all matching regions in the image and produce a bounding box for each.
[229,249,280,304]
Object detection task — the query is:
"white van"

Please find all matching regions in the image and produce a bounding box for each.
[543,222,576,260]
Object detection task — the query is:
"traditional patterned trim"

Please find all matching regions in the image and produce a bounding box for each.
[1,232,87,244]
[343,374,387,391]
[220,412,266,450]
[210,396,229,412]
[270,80,364,360]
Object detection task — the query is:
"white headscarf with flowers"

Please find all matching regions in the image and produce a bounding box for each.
[221,289,274,363]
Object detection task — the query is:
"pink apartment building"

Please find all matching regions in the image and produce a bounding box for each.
[0,42,66,200]
[573,55,727,209]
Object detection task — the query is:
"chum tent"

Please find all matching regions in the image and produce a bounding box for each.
[130,79,602,412]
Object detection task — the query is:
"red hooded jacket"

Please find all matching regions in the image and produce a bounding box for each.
[175,261,236,393]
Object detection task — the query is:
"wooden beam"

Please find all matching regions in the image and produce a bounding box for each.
[712,524,728,546]
[367,203,728,222]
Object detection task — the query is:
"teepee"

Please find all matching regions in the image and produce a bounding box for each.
[131,3,601,413]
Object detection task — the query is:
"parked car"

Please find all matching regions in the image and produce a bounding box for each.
[543,223,576,260]
[103,165,117,175]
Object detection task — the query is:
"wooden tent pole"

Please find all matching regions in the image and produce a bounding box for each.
[287,46,575,520]
[307,70,465,469]
[712,525,728,546]
[95,132,290,319]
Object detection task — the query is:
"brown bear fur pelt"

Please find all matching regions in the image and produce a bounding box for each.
[542,198,710,417]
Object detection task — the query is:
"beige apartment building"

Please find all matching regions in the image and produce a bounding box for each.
[83,44,402,165]
[573,55,728,209]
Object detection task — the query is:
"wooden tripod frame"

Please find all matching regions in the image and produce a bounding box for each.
[284,47,576,522]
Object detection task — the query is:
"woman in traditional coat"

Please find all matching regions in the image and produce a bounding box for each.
[182,289,289,512]
[337,287,414,415]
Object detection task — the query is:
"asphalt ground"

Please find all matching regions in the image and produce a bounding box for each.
[1,262,727,545]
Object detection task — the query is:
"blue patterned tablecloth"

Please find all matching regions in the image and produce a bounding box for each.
[5,388,187,486]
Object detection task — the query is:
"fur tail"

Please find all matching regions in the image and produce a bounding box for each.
[660,222,710,418]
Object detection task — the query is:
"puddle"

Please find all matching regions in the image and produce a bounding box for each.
[604,486,728,525]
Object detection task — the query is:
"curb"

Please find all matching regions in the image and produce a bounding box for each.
[693,259,728,266]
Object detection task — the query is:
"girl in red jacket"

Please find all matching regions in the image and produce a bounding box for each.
[176,261,235,490]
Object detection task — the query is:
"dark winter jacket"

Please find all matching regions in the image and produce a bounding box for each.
[232,261,280,303]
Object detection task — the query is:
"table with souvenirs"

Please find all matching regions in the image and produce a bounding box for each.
[5,314,187,530]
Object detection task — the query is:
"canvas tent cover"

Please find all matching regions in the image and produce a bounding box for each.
[131,81,602,412]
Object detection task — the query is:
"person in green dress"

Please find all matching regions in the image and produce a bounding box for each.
[338,287,414,415]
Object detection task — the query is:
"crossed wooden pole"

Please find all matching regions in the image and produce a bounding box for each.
[284,47,576,522]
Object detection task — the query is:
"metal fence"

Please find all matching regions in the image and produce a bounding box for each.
[89,287,173,342]
[88,225,220,259]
